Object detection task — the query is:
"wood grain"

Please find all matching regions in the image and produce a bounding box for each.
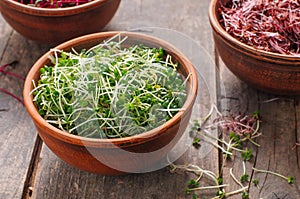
[0,17,50,199]
[217,54,300,198]
[2,0,300,199]
[250,95,300,198]
[0,14,12,56]
[27,0,218,198]
[217,56,260,199]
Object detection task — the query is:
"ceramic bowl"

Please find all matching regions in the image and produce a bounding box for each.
[0,0,121,44]
[23,31,198,175]
[209,0,300,95]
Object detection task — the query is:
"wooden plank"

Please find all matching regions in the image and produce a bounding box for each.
[250,96,300,198]
[0,14,12,56]
[217,53,300,198]
[28,0,219,198]
[0,14,51,199]
[216,56,260,199]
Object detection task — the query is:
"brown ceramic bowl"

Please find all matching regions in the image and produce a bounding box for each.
[0,0,121,44]
[23,31,198,175]
[209,0,300,95]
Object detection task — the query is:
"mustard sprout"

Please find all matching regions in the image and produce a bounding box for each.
[31,35,188,138]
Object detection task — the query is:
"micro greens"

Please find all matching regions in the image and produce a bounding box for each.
[252,167,294,185]
[241,148,253,161]
[31,35,188,138]
[189,105,261,162]
[219,0,300,56]
[228,164,250,198]
[16,0,92,8]
[169,104,261,198]
[240,161,249,183]
[240,173,249,183]
[170,101,295,197]
[192,137,201,149]
[252,178,259,187]
[242,191,249,199]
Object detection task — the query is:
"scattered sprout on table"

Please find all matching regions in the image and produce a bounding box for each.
[252,178,259,187]
[240,161,249,183]
[171,102,297,198]
[169,104,261,198]
[241,148,253,161]
[252,167,294,185]
[0,61,24,106]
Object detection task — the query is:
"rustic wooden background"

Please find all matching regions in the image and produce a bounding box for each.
[1,0,300,198]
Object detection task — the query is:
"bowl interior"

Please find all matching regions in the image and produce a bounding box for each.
[2,0,108,15]
[24,31,198,148]
[209,0,300,61]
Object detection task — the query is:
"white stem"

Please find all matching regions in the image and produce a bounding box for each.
[230,168,244,188]
[189,184,229,191]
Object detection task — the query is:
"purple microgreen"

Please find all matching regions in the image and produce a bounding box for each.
[0,61,24,106]
[0,70,25,80]
[219,0,300,56]
[0,61,18,71]
[0,87,24,106]
[16,0,93,8]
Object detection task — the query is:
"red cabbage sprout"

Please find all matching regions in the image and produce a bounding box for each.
[0,61,24,106]
[219,0,300,56]
[16,0,93,8]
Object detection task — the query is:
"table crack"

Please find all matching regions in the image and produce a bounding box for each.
[21,135,43,199]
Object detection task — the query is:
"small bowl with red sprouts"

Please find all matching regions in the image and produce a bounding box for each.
[0,0,121,44]
[209,0,300,95]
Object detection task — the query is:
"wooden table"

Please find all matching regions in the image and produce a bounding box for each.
[1,1,300,198]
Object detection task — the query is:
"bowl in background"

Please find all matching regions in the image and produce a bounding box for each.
[209,0,300,95]
[0,0,121,44]
[23,31,198,175]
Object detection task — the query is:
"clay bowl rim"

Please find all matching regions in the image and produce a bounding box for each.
[208,0,300,63]
[1,0,112,16]
[23,31,198,149]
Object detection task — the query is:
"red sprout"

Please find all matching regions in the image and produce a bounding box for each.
[0,61,25,81]
[219,0,300,56]
[203,106,260,138]
[15,0,93,8]
[218,113,259,137]
[0,61,24,106]
[0,87,24,106]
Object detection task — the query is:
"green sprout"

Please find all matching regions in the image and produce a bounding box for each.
[188,179,200,188]
[170,105,262,199]
[252,178,259,186]
[240,174,249,183]
[242,191,249,199]
[31,34,187,139]
[240,161,249,183]
[241,148,253,161]
[252,167,294,184]
[216,190,226,199]
[192,193,199,199]
[192,137,201,149]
